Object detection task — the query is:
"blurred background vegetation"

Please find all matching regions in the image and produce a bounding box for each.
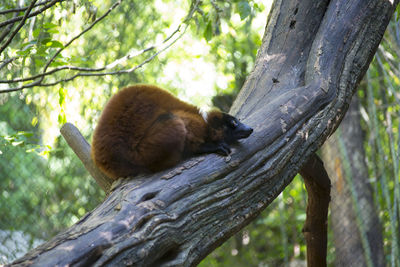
[0,0,399,266]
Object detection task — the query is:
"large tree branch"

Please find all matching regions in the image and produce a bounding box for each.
[12,0,398,266]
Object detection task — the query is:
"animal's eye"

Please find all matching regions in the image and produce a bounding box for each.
[230,120,238,129]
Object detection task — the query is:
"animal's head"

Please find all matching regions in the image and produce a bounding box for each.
[207,110,253,144]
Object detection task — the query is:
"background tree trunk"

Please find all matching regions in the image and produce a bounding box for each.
[321,95,384,267]
[11,0,398,266]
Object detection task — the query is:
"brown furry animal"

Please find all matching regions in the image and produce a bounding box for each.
[91,84,253,179]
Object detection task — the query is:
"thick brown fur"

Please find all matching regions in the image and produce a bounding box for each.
[91,84,252,179]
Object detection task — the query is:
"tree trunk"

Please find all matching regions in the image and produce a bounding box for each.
[299,155,331,267]
[321,95,384,267]
[11,0,397,266]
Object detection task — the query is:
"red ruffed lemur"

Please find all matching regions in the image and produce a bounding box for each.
[91,84,253,179]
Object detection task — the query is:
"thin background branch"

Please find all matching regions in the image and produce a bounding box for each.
[0,0,201,94]
[0,0,38,55]
[0,0,65,28]
[0,0,55,15]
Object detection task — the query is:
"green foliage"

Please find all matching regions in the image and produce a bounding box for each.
[237,1,251,20]
[396,5,400,21]
[199,178,309,266]
[0,93,104,245]
[185,0,265,103]
[204,21,213,42]
[358,23,400,264]
[189,0,263,43]
[58,87,67,125]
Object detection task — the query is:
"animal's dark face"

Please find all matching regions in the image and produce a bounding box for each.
[221,113,253,143]
[208,111,253,144]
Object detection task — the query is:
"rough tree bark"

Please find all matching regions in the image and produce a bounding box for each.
[321,95,384,267]
[11,0,397,266]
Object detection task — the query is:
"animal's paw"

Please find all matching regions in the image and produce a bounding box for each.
[217,142,231,156]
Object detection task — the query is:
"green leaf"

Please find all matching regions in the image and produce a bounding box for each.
[38,149,50,158]
[50,60,66,67]
[47,28,59,34]
[4,135,14,142]
[25,148,36,153]
[31,117,38,127]
[237,1,251,20]
[33,28,41,38]
[58,88,67,124]
[45,40,64,48]
[36,46,49,56]
[204,21,213,42]
[59,87,66,106]
[43,22,58,29]
[253,3,264,12]
[21,40,37,49]
[16,49,30,56]
[41,38,52,45]
[12,140,24,146]
[17,131,34,137]
[34,57,46,66]
[58,112,67,125]
[52,40,64,48]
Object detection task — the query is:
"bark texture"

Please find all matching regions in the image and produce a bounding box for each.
[321,96,384,267]
[299,155,331,267]
[12,0,397,266]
